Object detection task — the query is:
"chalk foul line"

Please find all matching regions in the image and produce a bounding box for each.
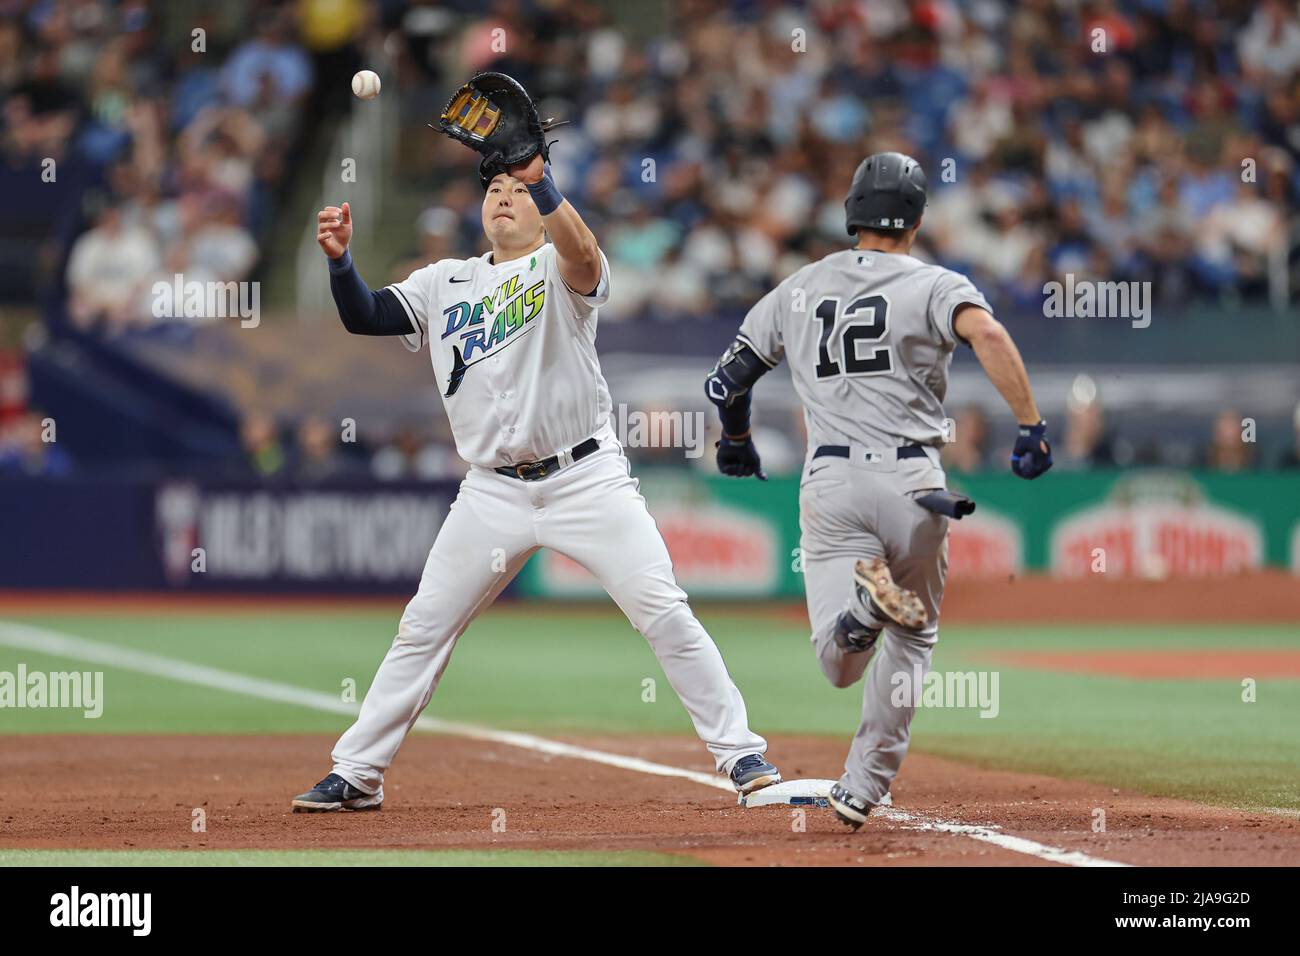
[0,620,1128,867]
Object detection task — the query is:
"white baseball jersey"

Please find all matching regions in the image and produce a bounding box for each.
[328,241,770,794]
[738,249,992,450]
[384,242,614,467]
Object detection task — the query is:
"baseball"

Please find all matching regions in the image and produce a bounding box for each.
[351,70,381,100]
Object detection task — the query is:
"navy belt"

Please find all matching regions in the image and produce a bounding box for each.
[813,444,929,461]
[496,437,600,481]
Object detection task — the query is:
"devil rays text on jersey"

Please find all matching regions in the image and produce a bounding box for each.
[381,241,616,468]
[440,271,547,397]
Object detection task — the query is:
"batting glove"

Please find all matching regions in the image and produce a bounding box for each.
[1010,421,1053,480]
[716,433,767,480]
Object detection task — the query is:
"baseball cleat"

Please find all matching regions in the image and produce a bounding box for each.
[729,754,782,794]
[853,557,927,631]
[291,773,383,812]
[828,782,873,830]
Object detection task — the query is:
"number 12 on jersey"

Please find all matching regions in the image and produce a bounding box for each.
[814,294,893,379]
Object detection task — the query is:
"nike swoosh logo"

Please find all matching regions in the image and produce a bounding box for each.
[449,277,471,283]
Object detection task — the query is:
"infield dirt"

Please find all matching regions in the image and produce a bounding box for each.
[2,734,1295,867]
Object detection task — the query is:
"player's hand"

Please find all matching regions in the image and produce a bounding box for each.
[716,433,767,480]
[1010,421,1053,479]
[505,153,545,185]
[317,202,353,259]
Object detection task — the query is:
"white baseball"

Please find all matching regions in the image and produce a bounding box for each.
[351,70,381,100]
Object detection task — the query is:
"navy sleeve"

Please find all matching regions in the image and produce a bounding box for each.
[716,390,752,437]
[705,340,768,438]
[328,251,415,336]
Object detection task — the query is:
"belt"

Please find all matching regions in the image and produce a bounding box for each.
[495,437,600,481]
[813,444,929,461]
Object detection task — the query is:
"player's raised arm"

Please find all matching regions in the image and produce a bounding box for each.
[953,304,1052,479]
[437,72,602,295]
[505,154,602,295]
[317,202,415,337]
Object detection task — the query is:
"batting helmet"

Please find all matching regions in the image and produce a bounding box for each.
[844,152,927,236]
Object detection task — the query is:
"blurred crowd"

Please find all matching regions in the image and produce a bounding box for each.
[6,398,1300,478]
[397,0,1299,319]
[218,395,1300,480]
[4,344,1300,476]
[229,409,466,482]
[4,0,1300,480]
[1,0,364,327]
[937,375,1300,475]
[5,0,1299,323]
[6,0,1297,324]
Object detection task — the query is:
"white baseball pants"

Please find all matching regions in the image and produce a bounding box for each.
[331,436,767,794]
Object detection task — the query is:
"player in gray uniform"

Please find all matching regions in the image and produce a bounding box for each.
[705,152,1052,828]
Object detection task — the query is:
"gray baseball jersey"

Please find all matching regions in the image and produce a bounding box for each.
[737,249,992,450]
[737,247,993,807]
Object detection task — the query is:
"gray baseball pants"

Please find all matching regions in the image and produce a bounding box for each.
[799,445,949,805]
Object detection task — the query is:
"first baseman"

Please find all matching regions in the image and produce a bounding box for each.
[292,74,779,812]
[706,152,1051,828]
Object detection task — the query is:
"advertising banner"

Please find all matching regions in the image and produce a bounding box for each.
[3,469,1296,594]
[516,468,1300,599]
[0,477,459,593]
[154,481,454,589]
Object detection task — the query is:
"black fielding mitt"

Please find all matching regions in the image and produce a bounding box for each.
[435,72,564,188]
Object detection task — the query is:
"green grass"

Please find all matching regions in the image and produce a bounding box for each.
[926,624,1300,811]
[0,848,701,867]
[0,607,1297,810]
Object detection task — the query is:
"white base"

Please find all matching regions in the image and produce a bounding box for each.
[739,779,893,809]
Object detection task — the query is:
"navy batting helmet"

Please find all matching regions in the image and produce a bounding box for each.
[844,152,927,235]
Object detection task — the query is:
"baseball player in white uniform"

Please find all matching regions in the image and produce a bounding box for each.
[705,152,1052,829]
[292,149,780,811]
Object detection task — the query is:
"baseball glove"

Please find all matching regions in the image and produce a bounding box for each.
[435,72,564,188]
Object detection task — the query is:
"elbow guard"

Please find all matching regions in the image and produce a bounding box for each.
[705,340,769,409]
